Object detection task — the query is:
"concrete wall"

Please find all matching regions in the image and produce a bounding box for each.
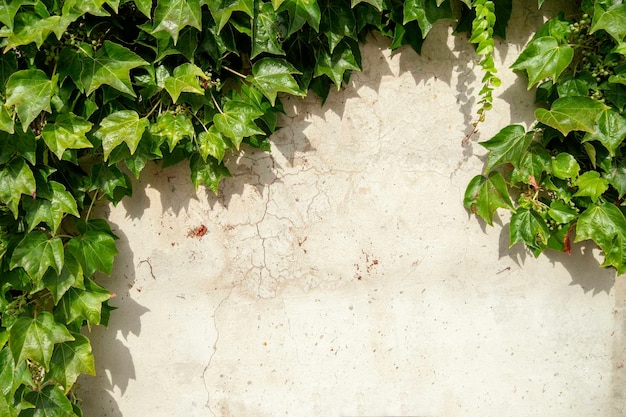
[78,1,626,416]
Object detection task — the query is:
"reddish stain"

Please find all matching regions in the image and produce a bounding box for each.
[188,224,207,238]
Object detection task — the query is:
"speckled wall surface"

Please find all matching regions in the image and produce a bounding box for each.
[78,2,626,416]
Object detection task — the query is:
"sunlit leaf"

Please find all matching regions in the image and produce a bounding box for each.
[277,0,320,36]
[480,124,532,173]
[10,232,64,283]
[67,231,118,276]
[153,112,195,151]
[47,334,95,393]
[314,39,361,88]
[152,0,201,43]
[94,110,149,161]
[22,384,74,417]
[0,157,35,218]
[590,3,626,43]
[9,312,73,369]
[56,278,111,326]
[551,152,580,179]
[511,36,574,89]
[535,96,608,136]
[250,58,305,106]
[41,113,93,159]
[23,182,80,233]
[463,171,514,225]
[510,208,550,257]
[163,63,207,103]
[197,125,229,163]
[573,171,608,202]
[582,108,626,156]
[43,253,85,304]
[190,153,231,193]
[403,0,452,37]
[213,100,265,149]
[5,69,57,131]
[576,201,626,248]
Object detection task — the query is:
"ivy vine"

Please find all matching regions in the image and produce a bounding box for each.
[0,0,623,415]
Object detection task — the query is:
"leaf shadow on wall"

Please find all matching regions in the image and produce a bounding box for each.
[77,221,149,417]
[498,224,616,295]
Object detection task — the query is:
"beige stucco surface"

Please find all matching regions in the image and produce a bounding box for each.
[78,1,626,416]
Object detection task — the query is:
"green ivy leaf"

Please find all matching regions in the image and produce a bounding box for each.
[510,144,551,185]
[480,124,532,173]
[548,200,577,224]
[67,231,118,276]
[575,201,626,248]
[573,171,608,202]
[56,278,111,326]
[22,384,75,417]
[590,3,626,43]
[9,312,73,369]
[47,334,95,393]
[463,171,514,225]
[320,0,356,52]
[78,41,148,97]
[604,161,626,198]
[190,153,231,193]
[0,0,35,30]
[152,0,201,44]
[2,14,72,51]
[23,182,80,233]
[252,1,286,58]
[403,0,452,37]
[10,232,64,283]
[94,110,149,161]
[206,0,254,32]
[277,0,321,36]
[197,125,229,163]
[89,163,132,204]
[163,63,207,103]
[535,96,609,136]
[153,112,195,151]
[0,157,35,218]
[551,152,580,179]
[601,233,626,274]
[213,100,265,149]
[581,108,626,156]
[0,347,33,402]
[314,39,361,88]
[5,69,57,131]
[43,253,84,304]
[510,36,574,89]
[41,113,93,160]
[250,58,305,106]
[351,0,383,11]
[510,208,550,257]
[0,98,14,134]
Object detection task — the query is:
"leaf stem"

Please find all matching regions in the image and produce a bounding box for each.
[85,190,100,221]
[222,66,247,79]
[210,91,223,115]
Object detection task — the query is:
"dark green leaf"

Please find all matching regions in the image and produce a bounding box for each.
[9,312,73,369]
[604,161,626,198]
[23,182,80,233]
[10,232,63,283]
[213,100,265,149]
[590,3,626,43]
[47,334,95,393]
[56,278,111,326]
[190,153,230,193]
[314,39,361,88]
[21,384,74,417]
[43,253,84,304]
[403,0,452,37]
[89,163,132,203]
[320,0,356,52]
[277,0,320,36]
[480,124,532,173]
[206,0,254,32]
[535,96,609,136]
[575,201,626,248]
[510,144,551,185]
[252,1,286,58]
[510,208,550,256]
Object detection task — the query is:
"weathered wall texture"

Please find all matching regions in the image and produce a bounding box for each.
[78,2,626,416]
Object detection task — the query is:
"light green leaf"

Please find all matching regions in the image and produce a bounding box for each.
[551,152,580,179]
[535,96,609,136]
[510,145,551,185]
[403,0,452,37]
[0,0,35,29]
[22,384,74,417]
[134,0,153,16]
[277,0,321,36]
[0,98,14,134]
[10,232,64,283]
[94,110,149,161]
[153,112,195,151]
[41,113,93,159]
[250,58,304,106]
[463,172,514,225]
[213,100,265,149]
[601,233,626,275]
[2,14,72,51]
[548,200,577,224]
[582,108,626,156]
[47,334,95,393]
[510,208,550,257]
[197,125,229,163]
[67,230,118,276]
[206,0,254,32]
[510,36,574,89]
[0,157,35,218]
[576,202,626,248]
[314,40,361,88]
[43,253,84,304]
[56,279,111,326]
[23,182,80,233]
[5,69,57,131]
[590,3,626,43]
[79,41,148,97]
[190,153,231,193]
[163,63,207,103]
[9,312,73,369]
[573,171,609,202]
[152,0,201,44]
[0,347,33,401]
[480,124,532,173]
[604,161,626,198]
[252,1,286,58]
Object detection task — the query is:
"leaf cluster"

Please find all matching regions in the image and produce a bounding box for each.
[464,1,626,273]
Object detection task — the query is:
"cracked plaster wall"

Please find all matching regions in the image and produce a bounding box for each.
[78,1,626,416]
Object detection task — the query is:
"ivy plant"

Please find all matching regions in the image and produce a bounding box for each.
[0,0,618,415]
[464,0,626,274]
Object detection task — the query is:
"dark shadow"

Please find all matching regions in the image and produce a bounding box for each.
[76,216,149,415]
